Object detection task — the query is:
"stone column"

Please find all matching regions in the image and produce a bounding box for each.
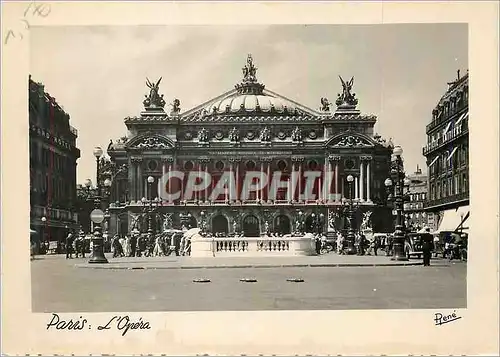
[234,159,240,202]
[259,161,264,202]
[197,161,202,202]
[341,176,345,199]
[168,162,173,202]
[230,161,234,202]
[136,158,143,201]
[204,161,209,202]
[334,161,339,202]
[366,157,372,202]
[266,160,271,203]
[291,162,296,202]
[298,160,302,202]
[355,176,359,200]
[129,157,136,202]
[360,159,365,202]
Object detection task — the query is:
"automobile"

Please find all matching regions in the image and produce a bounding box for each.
[404,233,424,259]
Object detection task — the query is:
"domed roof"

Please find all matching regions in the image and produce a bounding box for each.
[205,93,297,114]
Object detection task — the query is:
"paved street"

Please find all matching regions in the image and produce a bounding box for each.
[31,254,466,312]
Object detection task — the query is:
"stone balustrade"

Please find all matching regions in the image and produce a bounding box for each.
[191,234,317,257]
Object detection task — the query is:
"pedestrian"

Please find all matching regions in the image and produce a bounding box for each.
[79,233,86,258]
[373,234,380,256]
[65,232,74,259]
[130,231,138,257]
[422,227,433,266]
[315,234,321,254]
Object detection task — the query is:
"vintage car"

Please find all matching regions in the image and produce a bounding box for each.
[404,233,424,259]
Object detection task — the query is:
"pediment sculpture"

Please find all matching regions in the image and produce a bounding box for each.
[259,127,271,142]
[333,135,371,148]
[197,128,209,143]
[335,76,359,108]
[143,77,166,109]
[291,126,303,142]
[320,97,331,112]
[134,136,172,149]
[229,127,240,142]
[170,99,181,114]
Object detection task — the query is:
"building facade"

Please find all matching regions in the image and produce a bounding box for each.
[403,166,428,231]
[29,76,81,243]
[102,55,395,237]
[423,70,469,233]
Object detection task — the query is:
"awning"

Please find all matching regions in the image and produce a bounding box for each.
[437,206,470,233]
[443,122,452,134]
[429,156,439,167]
[455,111,468,126]
[447,147,458,161]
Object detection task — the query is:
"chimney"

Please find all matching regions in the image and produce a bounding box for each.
[415,164,421,175]
[457,69,461,80]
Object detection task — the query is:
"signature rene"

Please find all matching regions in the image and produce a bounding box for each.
[434,310,462,326]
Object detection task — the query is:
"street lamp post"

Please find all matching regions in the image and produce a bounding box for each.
[385,145,411,261]
[89,146,108,264]
[147,176,155,235]
[41,216,47,253]
[344,174,357,255]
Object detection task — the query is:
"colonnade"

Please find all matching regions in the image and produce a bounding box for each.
[126,155,373,204]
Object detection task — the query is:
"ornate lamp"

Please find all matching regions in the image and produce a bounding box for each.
[385,145,410,261]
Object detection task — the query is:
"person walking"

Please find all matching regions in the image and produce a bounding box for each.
[65,232,74,259]
[422,227,433,266]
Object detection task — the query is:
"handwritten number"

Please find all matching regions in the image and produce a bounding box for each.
[4,30,15,45]
[21,19,30,30]
[5,1,51,46]
[24,1,52,18]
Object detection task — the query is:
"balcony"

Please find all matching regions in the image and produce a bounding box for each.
[31,204,78,223]
[423,191,469,210]
[423,125,468,156]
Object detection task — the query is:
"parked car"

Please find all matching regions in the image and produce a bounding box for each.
[405,233,424,259]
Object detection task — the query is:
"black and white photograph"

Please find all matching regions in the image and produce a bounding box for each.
[28,23,470,312]
[2,1,498,356]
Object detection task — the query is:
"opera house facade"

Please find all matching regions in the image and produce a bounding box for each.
[100,55,395,239]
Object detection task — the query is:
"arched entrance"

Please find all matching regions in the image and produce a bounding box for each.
[212,215,229,235]
[242,215,260,237]
[274,215,291,235]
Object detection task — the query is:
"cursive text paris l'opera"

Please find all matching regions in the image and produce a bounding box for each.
[98,315,151,336]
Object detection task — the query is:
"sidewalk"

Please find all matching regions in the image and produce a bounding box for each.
[72,253,446,270]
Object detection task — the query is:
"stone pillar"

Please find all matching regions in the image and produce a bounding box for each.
[292,162,296,202]
[360,160,365,201]
[235,159,240,202]
[366,159,371,202]
[355,176,359,200]
[259,161,264,202]
[298,161,302,202]
[334,161,339,201]
[129,157,136,202]
[267,160,271,202]
[168,163,173,202]
[327,159,332,202]
[197,161,202,202]
[230,161,234,202]
[341,176,345,199]
[204,162,209,202]
[136,158,143,201]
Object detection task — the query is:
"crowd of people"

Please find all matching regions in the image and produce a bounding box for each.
[109,231,191,258]
[314,231,391,256]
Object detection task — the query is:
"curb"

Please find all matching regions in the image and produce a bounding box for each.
[74,262,425,270]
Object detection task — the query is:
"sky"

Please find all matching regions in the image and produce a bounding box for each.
[30,24,468,184]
